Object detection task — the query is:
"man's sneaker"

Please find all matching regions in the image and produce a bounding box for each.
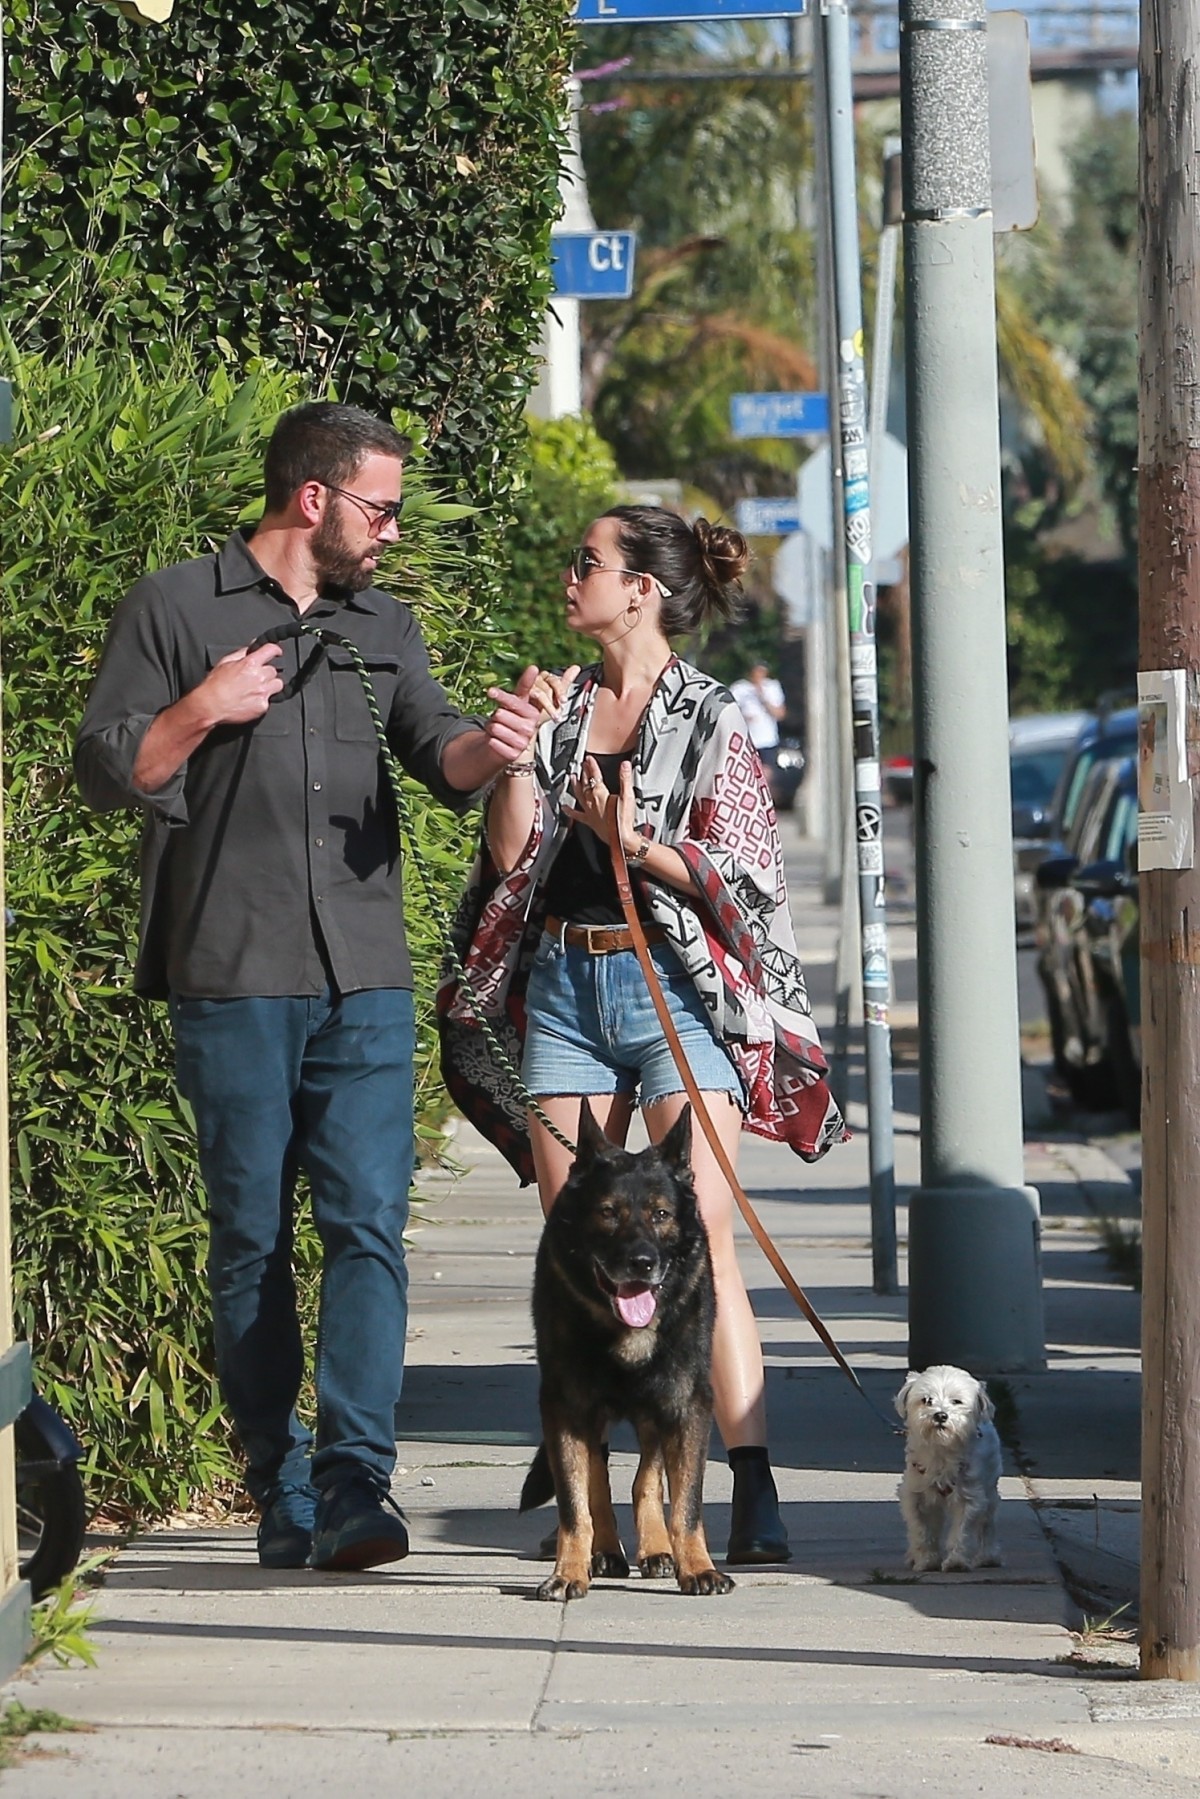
[308,1475,410,1572]
[257,1480,319,1569]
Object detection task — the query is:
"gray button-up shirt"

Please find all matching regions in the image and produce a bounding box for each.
[75,530,480,999]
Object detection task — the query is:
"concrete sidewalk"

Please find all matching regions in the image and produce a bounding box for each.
[2,833,1183,1798]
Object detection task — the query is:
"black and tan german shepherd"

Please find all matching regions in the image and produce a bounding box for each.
[520,1099,734,1602]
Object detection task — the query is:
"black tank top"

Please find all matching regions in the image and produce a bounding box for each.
[540,752,650,925]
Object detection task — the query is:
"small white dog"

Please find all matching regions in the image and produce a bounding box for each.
[895,1364,1003,1572]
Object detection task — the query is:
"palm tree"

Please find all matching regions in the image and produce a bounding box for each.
[575,25,1091,510]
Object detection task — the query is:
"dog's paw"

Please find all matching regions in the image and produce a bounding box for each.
[638,1552,676,1580]
[590,1549,630,1579]
[677,1566,735,1597]
[906,1551,940,1573]
[535,1573,590,1602]
[952,1551,1002,1571]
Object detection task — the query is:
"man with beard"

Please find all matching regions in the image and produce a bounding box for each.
[75,402,548,1572]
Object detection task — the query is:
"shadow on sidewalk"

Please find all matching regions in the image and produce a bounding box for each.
[91,1605,1072,1677]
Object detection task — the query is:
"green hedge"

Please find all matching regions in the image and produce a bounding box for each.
[0,0,582,1517]
[1,0,571,504]
[1,342,486,1517]
[489,412,621,679]
[0,0,578,1521]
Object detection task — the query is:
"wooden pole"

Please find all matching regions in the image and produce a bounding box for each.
[1138,0,1200,1683]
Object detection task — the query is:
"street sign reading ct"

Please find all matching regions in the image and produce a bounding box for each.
[730,391,830,439]
[550,231,637,300]
[574,1,806,20]
[734,497,802,537]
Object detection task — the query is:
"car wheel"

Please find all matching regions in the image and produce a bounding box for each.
[1062,1052,1120,1112]
[1104,992,1142,1127]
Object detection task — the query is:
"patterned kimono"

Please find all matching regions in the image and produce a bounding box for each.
[437,656,848,1184]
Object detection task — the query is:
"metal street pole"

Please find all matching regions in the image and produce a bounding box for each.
[900,0,1043,1370]
[817,0,897,1294]
[868,138,902,524]
[1138,0,1200,1685]
[809,20,852,913]
[529,78,591,421]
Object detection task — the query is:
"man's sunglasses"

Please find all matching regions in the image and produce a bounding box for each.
[569,546,671,596]
[322,483,404,528]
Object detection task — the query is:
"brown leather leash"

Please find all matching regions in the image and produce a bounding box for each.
[605,799,895,1429]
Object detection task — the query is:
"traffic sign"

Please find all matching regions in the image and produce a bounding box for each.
[734,497,802,537]
[550,232,637,300]
[772,532,818,628]
[796,432,910,560]
[575,2,806,21]
[730,392,829,439]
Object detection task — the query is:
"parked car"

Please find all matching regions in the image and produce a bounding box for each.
[1034,754,1139,1117]
[883,755,914,807]
[1022,704,1139,943]
[1082,834,1140,1125]
[1009,712,1091,932]
[1046,705,1139,846]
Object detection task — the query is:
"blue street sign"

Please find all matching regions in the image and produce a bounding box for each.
[551,231,637,300]
[575,1,806,20]
[734,497,802,537]
[730,391,830,438]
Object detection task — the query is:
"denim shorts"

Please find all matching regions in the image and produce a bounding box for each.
[521,929,745,1109]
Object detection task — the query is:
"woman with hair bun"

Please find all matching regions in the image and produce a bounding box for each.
[440,504,846,1566]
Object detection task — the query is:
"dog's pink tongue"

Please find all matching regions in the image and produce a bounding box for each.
[616,1283,657,1328]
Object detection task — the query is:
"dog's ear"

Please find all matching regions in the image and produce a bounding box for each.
[657,1103,693,1173]
[895,1372,919,1421]
[575,1097,613,1164]
[976,1383,995,1425]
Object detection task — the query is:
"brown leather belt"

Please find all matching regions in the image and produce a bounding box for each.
[545,915,666,955]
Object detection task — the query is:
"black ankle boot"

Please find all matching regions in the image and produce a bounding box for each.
[726,1448,791,1565]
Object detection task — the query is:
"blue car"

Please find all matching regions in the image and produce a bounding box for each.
[1027,705,1137,953]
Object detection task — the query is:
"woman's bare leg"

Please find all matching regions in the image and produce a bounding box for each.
[644,1091,766,1449]
[528,1092,636,1220]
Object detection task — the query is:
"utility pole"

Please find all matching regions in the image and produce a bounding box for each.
[528,78,592,421]
[1138,0,1200,1685]
[817,0,897,1294]
[899,0,1043,1370]
[809,20,852,913]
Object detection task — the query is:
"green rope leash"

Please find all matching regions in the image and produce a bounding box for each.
[298,621,578,1159]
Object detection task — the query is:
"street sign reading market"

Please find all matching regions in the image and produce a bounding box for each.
[730,392,830,438]
[574,1,807,20]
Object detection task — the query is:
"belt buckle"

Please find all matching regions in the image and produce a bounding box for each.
[583,924,612,954]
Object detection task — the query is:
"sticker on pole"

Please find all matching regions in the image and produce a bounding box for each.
[1137,669,1194,870]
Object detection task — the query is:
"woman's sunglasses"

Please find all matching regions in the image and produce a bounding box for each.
[569,547,671,596]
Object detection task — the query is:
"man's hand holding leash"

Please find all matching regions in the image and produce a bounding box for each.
[206,642,286,724]
[132,640,286,795]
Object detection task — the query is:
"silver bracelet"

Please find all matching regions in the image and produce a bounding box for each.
[501,761,536,778]
[631,837,651,864]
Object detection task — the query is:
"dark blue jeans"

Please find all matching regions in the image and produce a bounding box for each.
[170,988,414,1504]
